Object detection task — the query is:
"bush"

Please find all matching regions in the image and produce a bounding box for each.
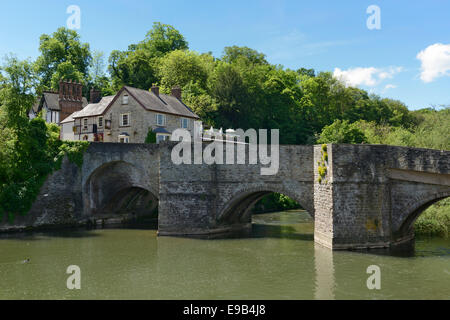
[252,193,301,214]
[317,120,367,144]
[145,127,157,144]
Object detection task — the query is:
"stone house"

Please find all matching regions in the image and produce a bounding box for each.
[63,85,200,143]
[29,80,89,124]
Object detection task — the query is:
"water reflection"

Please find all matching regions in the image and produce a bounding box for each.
[314,243,335,300]
[0,210,449,299]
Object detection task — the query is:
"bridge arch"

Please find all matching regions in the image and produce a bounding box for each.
[217,184,314,227]
[395,190,450,240]
[83,160,158,218]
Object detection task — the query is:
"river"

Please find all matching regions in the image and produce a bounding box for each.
[0,210,449,299]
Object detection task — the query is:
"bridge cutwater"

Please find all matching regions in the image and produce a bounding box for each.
[4,142,449,251]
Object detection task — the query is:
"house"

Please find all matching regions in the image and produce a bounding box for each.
[29,80,89,124]
[64,85,200,143]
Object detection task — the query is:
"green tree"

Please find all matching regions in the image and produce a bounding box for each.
[35,27,92,90]
[317,119,367,144]
[138,22,188,57]
[0,56,89,221]
[210,63,249,129]
[158,50,213,92]
[108,48,156,90]
[222,46,268,65]
[108,22,188,90]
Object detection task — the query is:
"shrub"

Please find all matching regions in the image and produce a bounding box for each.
[145,127,157,144]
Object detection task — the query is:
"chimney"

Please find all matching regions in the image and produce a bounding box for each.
[171,86,182,100]
[59,79,64,99]
[76,83,82,101]
[58,79,84,122]
[90,88,101,103]
[151,85,159,96]
[68,79,73,99]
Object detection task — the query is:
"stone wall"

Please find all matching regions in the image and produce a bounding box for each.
[0,157,83,232]
[313,144,450,250]
[1,142,448,251]
[158,142,314,236]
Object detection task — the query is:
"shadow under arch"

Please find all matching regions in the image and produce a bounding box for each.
[84,160,158,219]
[396,191,450,241]
[217,186,313,227]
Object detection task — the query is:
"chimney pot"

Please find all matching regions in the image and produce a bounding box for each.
[90,87,101,103]
[151,86,159,96]
[171,86,182,100]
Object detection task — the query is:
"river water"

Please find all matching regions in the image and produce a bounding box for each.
[0,210,449,300]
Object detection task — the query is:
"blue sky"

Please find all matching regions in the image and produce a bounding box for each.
[1,0,449,110]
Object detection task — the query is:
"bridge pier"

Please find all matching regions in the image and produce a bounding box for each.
[313,144,393,250]
[313,144,450,250]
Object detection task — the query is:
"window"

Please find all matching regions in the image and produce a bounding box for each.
[83,118,88,130]
[122,94,129,105]
[120,113,130,126]
[98,116,103,128]
[156,114,165,126]
[181,118,189,129]
[156,134,169,143]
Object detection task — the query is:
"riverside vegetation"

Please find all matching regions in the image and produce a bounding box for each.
[0,23,448,236]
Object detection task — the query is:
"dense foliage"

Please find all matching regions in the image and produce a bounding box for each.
[0,23,448,235]
[0,55,89,222]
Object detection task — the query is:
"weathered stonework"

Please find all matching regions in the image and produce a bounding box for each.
[1,142,448,252]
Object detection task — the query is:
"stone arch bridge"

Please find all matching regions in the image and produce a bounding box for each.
[17,142,450,251]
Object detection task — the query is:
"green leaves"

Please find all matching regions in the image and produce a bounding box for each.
[158,50,211,92]
[108,22,188,91]
[0,57,89,221]
[317,120,367,144]
[35,27,92,89]
[141,22,188,57]
[145,127,157,144]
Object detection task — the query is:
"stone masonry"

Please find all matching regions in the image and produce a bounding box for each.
[1,142,448,251]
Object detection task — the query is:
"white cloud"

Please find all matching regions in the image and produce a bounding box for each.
[384,84,397,90]
[417,43,450,82]
[333,66,403,87]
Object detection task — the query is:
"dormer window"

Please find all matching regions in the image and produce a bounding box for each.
[122,94,129,105]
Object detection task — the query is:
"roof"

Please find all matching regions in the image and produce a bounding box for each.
[60,110,81,124]
[31,92,88,113]
[73,96,115,118]
[122,86,200,119]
